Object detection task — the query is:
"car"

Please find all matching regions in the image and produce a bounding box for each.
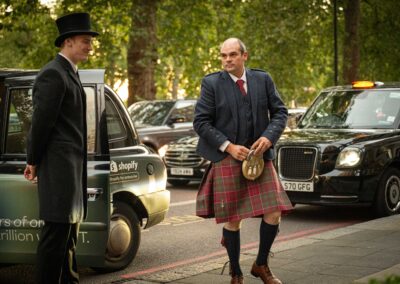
[128,99,197,154]
[0,69,170,271]
[161,135,210,186]
[275,81,400,217]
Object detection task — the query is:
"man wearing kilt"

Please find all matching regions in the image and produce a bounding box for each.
[193,38,293,284]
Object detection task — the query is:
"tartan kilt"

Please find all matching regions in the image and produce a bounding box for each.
[196,156,293,224]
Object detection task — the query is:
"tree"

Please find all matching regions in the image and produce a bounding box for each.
[2,0,400,107]
[127,0,158,106]
[342,0,360,84]
[358,0,400,82]
[0,0,55,68]
[54,0,131,91]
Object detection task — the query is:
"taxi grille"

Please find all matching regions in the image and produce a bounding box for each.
[278,147,317,180]
[165,148,203,167]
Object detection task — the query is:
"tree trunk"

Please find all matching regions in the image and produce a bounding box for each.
[127,0,158,107]
[342,0,360,84]
[171,65,181,99]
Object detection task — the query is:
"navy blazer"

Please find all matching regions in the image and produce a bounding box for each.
[194,69,288,163]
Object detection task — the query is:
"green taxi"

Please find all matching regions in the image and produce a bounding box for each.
[0,69,170,271]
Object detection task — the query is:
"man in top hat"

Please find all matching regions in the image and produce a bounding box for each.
[24,12,98,284]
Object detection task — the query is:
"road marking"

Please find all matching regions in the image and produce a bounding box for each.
[169,200,196,207]
[158,215,203,226]
[120,220,356,280]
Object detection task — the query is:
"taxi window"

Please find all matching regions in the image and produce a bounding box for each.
[299,90,400,129]
[5,87,97,154]
[105,95,129,149]
[5,88,32,154]
[84,86,96,153]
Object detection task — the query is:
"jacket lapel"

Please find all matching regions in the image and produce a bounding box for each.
[221,71,238,132]
[55,54,82,88]
[246,69,258,127]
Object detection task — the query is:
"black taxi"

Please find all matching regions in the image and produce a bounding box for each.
[0,69,170,271]
[276,81,400,216]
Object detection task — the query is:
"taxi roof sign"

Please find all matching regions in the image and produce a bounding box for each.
[352,81,384,89]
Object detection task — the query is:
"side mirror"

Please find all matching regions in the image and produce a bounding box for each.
[167,115,185,126]
[295,113,303,124]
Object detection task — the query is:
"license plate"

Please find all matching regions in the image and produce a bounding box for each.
[171,168,194,176]
[282,181,314,192]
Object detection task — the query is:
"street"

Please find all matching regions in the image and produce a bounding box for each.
[0,182,375,284]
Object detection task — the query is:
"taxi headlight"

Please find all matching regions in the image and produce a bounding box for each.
[336,147,361,168]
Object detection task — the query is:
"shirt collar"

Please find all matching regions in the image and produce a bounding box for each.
[58,52,78,73]
[228,69,247,83]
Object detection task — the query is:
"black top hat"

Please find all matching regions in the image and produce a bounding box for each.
[55,12,99,47]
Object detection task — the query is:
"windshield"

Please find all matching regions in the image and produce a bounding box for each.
[129,101,175,127]
[299,90,400,129]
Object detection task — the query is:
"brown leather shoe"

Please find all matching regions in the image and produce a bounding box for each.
[231,275,244,284]
[250,262,282,284]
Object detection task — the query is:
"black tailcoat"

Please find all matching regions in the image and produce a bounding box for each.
[27,54,87,223]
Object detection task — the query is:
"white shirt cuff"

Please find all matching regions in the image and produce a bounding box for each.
[219,141,231,152]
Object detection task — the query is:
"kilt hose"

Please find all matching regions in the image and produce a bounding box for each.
[196,156,293,224]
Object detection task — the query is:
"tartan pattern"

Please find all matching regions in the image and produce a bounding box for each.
[196,156,293,224]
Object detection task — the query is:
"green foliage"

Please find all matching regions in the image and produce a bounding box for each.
[155,0,342,106]
[369,275,400,284]
[1,0,400,107]
[54,0,131,88]
[0,0,56,68]
[359,0,400,82]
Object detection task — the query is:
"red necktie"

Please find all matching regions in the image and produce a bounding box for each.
[236,79,247,96]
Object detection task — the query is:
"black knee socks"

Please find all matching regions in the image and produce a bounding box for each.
[256,220,279,266]
[222,227,242,276]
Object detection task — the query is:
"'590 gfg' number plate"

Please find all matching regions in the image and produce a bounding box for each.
[282,181,314,192]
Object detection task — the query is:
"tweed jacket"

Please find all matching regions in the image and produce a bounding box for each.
[27,54,87,223]
[194,69,288,163]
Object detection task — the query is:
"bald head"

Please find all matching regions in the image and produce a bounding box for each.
[221,38,247,54]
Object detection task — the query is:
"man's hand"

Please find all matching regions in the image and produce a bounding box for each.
[24,164,37,183]
[251,137,272,156]
[226,143,250,161]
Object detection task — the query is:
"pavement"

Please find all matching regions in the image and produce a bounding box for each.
[120,214,400,284]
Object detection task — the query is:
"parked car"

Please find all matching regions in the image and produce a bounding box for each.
[161,135,210,186]
[275,81,400,217]
[0,69,170,271]
[128,99,197,154]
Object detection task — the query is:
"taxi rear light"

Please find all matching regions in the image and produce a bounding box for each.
[352,81,375,89]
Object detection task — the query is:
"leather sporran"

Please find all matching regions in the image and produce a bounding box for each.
[242,150,264,180]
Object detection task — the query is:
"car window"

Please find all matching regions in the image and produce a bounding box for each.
[129,101,175,127]
[299,90,400,129]
[105,95,129,149]
[5,88,32,154]
[84,87,96,153]
[170,101,196,123]
[5,87,97,154]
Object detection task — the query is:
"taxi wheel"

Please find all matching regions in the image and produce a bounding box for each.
[103,201,141,271]
[168,179,190,187]
[374,167,400,217]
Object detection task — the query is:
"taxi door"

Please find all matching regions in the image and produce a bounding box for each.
[0,71,110,267]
